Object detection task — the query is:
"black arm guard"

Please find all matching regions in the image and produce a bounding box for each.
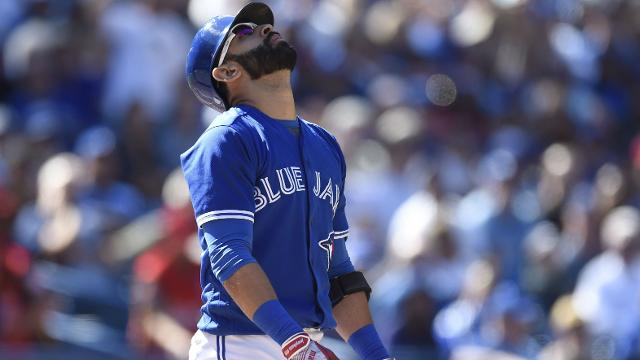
[329,271,372,307]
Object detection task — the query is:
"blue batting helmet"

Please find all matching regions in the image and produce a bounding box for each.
[185,2,274,112]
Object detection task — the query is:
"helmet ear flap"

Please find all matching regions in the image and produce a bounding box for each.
[216,81,230,110]
[185,16,235,113]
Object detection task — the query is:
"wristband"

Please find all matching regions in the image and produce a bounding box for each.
[252,299,303,345]
[348,324,390,360]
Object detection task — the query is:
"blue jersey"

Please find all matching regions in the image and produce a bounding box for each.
[180,104,349,335]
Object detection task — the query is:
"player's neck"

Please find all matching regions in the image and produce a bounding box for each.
[234,71,296,120]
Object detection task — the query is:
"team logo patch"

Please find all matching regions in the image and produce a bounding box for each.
[318,232,334,271]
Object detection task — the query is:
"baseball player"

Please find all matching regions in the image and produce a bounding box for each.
[181,3,391,360]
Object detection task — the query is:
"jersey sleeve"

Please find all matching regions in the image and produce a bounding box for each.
[180,125,256,227]
[328,237,355,278]
[332,140,349,240]
[330,144,353,277]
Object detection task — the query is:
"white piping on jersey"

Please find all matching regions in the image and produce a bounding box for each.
[197,210,255,227]
[333,229,349,239]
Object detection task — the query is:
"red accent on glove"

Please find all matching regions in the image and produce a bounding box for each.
[281,333,340,360]
[314,342,340,360]
[282,333,311,358]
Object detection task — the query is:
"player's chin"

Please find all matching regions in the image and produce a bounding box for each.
[276,38,294,48]
[272,45,297,71]
[269,40,295,54]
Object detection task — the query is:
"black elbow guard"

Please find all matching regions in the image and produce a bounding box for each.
[329,271,372,307]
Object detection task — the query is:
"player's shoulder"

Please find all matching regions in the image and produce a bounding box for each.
[206,107,259,133]
[192,108,262,145]
[299,118,347,170]
[299,118,341,149]
[180,108,258,162]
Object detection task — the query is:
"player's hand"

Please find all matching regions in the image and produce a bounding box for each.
[282,333,339,360]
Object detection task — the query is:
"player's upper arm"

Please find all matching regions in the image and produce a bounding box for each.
[180,125,256,227]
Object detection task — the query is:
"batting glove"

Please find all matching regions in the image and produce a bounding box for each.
[281,333,339,360]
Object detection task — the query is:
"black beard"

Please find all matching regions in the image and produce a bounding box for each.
[226,33,297,80]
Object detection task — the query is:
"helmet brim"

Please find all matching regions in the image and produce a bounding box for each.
[211,2,275,69]
[234,2,274,29]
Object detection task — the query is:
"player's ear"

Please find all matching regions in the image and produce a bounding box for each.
[212,63,241,84]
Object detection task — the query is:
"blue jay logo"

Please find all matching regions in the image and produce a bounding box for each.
[318,233,334,271]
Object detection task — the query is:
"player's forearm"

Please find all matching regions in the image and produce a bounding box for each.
[203,221,305,347]
[333,292,391,360]
[223,262,305,348]
[332,291,373,339]
[222,262,278,317]
[204,220,278,317]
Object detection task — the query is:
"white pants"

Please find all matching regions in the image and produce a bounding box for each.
[188,329,324,360]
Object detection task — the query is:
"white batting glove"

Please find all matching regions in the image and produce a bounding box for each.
[281,332,340,360]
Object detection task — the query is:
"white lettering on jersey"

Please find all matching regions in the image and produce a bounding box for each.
[254,186,267,212]
[319,177,333,206]
[260,177,281,203]
[253,167,340,213]
[277,167,296,195]
[332,185,340,215]
[291,166,305,191]
[313,171,321,196]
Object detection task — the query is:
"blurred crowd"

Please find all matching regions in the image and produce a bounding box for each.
[0,0,639,359]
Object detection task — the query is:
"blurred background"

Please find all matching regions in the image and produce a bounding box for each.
[0,0,639,359]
